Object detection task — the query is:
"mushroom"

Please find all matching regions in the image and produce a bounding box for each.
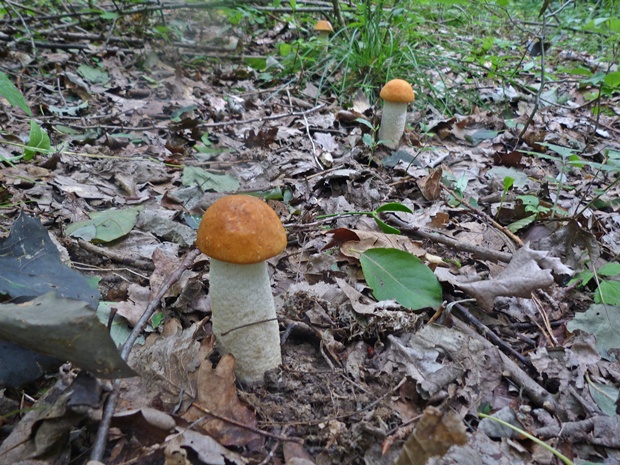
[196,195,287,383]
[314,19,334,44]
[377,79,415,149]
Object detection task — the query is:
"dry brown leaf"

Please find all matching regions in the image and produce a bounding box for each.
[165,429,248,465]
[394,406,468,465]
[417,166,443,201]
[450,243,567,312]
[493,150,523,167]
[183,354,263,449]
[325,228,425,259]
[244,127,277,147]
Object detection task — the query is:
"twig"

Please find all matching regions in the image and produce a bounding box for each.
[200,104,325,128]
[448,298,533,369]
[0,0,272,24]
[441,184,523,249]
[452,316,563,416]
[387,216,513,263]
[90,249,200,462]
[288,89,322,169]
[330,0,346,30]
[77,240,155,271]
[191,403,303,444]
[517,15,547,141]
[3,0,37,58]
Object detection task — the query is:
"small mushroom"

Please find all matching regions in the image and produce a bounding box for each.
[314,19,334,44]
[196,195,287,383]
[377,79,415,149]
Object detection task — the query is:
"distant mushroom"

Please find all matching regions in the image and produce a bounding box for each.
[314,19,334,44]
[377,79,415,149]
[196,195,287,383]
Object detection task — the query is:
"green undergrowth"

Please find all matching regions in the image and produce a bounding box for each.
[224,0,619,116]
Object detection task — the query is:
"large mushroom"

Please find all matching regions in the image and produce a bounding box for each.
[196,195,287,383]
[377,79,415,149]
[314,19,334,44]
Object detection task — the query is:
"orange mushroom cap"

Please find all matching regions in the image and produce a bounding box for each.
[197,195,287,265]
[314,20,334,32]
[380,79,415,103]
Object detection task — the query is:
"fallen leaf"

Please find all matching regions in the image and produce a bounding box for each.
[394,406,467,465]
[0,293,135,378]
[245,127,277,147]
[183,354,263,449]
[417,166,443,201]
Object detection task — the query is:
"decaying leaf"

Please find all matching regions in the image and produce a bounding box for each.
[165,429,248,465]
[444,243,571,312]
[325,228,426,259]
[244,127,278,147]
[0,373,104,463]
[0,293,134,378]
[417,166,443,201]
[0,212,100,308]
[394,406,467,465]
[183,354,263,449]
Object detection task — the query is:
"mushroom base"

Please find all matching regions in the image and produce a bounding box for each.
[209,258,282,383]
[378,101,408,149]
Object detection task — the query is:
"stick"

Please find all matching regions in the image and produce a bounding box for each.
[90,249,200,462]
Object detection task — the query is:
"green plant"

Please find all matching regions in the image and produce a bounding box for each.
[0,71,51,165]
[496,176,514,220]
[570,262,620,306]
[506,195,551,233]
[355,117,393,159]
[520,143,587,217]
[317,201,413,234]
[478,413,578,465]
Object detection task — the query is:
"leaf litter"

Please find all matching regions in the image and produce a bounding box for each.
[0,2,620,465]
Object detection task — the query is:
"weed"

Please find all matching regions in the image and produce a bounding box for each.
[317,202,413,234]
[571,262,620,306]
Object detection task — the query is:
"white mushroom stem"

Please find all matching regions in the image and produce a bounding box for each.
[378,101,408,149]
[317,31,330,43]
[209,258,282,384]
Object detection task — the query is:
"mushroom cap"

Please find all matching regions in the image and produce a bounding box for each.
[314,19,334,32]
[197,195,287,264]
[380,79,415,103]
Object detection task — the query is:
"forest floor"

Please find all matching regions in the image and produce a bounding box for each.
[1,1,620,464]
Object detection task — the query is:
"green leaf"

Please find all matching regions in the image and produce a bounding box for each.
[24,121,51,159]
[77,64,110,85]
[99,11,119,19]
[375,202,413,214]
[360,248,442,310]
[598,263,620,277]
[151,311,165,328]
[569,269,594,287]
[362,133,375,148]
[97,301,135,348]
[182,166,240,192]
[507,213,536,233]
[355,117,374,130]
[604,71,620,89]
[595,280,620,306]
[538,143,576,159]
[517,195,539,206]
[567,304,620,360]
[503,176,514,191]
[65,207,141,243]
[373,217,401,234]
[0,213,100,309]
[0,71,32,116]
[588,379,619,417]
